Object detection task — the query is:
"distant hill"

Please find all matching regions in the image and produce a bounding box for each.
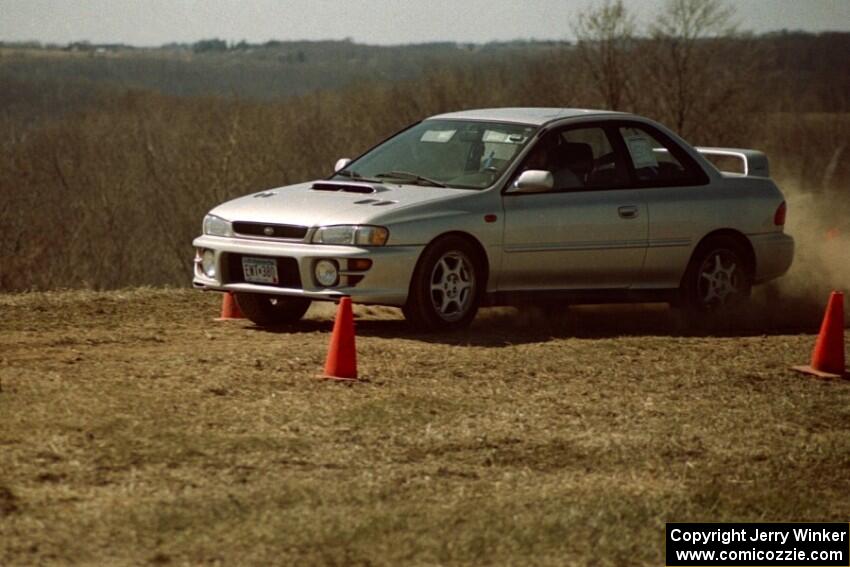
[0,39,569,131]
[1,33,847,132]
[0,39,571,99]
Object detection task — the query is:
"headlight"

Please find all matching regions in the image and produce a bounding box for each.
[203,214,233,237]
[311,225,389,246]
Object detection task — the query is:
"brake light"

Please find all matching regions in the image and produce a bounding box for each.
[774,201,787,226]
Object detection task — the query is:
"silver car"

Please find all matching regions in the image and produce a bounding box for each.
[193,107,794,330]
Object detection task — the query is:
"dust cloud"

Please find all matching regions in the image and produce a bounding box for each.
[753,183,850,330]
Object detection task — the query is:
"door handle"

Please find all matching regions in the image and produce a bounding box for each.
[618,205,639,219]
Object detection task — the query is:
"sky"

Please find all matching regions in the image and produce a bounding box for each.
[1,0,848,46]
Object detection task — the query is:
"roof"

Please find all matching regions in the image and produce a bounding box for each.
[427,107,624,126]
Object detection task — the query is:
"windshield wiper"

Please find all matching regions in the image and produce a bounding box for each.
[374,171,447,187]
[335,169,383,183]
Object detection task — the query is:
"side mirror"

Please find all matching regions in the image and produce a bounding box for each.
[334,158,352,172]
[510,169,554,193]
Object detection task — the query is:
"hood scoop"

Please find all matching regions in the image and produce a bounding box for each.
[311,181,387,194]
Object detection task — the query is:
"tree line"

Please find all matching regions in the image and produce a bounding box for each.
[0,0,847,291]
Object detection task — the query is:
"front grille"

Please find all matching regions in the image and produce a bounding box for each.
[223,253,302,289]
[232,222,307,240]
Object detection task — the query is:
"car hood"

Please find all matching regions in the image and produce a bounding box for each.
[209,180,475,226]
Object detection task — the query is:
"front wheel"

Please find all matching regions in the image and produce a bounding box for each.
[234,293,311,326]
[403,236,483,331]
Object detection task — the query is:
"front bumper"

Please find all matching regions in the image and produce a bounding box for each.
[750,232,794,283]
[192,235,423,306]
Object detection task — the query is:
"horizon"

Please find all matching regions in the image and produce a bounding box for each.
[1,0,848,48]
[2,28,848,50]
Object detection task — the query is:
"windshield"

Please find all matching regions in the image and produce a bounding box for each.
[334,119,537,190]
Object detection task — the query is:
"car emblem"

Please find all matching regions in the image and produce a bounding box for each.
[263,226,274,236]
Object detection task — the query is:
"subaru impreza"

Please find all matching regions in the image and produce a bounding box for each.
[193,108,794,330]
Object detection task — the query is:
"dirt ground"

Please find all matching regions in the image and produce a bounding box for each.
[1,288,848,566]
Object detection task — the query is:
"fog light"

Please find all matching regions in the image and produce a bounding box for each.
[201,249,216,278]
[315,259,339,287]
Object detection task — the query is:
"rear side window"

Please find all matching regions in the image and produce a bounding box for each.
[618,125,707,186]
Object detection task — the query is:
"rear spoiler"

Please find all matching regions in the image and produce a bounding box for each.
[695,147,770,178]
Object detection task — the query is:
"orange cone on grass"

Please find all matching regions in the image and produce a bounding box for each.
[793,291,846,379]
[322,297,358,381]
[215,292,244,321]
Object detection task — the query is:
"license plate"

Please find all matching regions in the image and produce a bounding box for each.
[242,257,279,284]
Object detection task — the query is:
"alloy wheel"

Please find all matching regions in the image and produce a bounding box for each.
[429,251,476,322]
[697,250,743,307]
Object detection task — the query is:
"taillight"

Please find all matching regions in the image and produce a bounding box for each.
[774,201,787,226]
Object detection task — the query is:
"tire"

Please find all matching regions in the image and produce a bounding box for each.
[680,236,753,314]
[403,236,484,331]
[234,293,311,326]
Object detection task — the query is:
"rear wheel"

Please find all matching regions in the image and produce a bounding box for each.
[404,236,483,331]
[681,236,752,314]
[234,293,311,326]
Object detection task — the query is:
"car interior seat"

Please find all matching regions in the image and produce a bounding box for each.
[562,143,594,181]
[550,141,594,189]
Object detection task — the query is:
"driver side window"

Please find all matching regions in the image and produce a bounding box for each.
[519,126,630,191]
[557,127,629,190]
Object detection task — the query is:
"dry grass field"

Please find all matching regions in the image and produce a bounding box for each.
[1,289,848,565]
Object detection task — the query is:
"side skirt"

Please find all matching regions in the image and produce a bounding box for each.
[484,288,680,307]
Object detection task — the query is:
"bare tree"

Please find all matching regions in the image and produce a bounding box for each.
[573,0,636,111]
[643,0,738,137]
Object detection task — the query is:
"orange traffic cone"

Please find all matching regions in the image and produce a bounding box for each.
[793,291,846,379]
[215,292,244,321]
[322,297,358,381]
